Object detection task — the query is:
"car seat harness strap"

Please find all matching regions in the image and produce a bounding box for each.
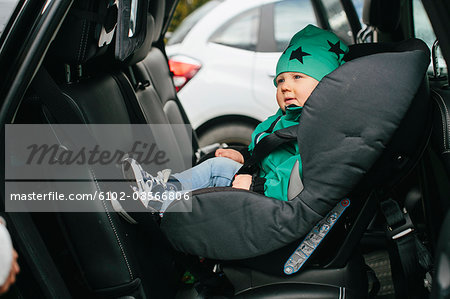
[254,115,282,145]
[284,199,350,275]
[238,122,297,175]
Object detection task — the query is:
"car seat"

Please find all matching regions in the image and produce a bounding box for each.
[160,39,432,298]
[10,0,189,297]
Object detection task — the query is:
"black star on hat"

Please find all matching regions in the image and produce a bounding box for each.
[327,40,345,58]
[289,46,311,64]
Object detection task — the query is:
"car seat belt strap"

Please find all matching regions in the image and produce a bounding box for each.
[380,198,433,297]
[254,115,282,144]
[283,199,350,275]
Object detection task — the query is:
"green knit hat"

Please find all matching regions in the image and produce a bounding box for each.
[274,25,349,86]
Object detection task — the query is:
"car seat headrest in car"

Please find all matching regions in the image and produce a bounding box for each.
[160,39,431,260]
[49,0,118,65]
[117,11,155,66]
[362,0,401,32]
[49,0,154,66]
[114,0,153,62]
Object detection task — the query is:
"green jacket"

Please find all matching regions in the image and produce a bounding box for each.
[248,106,303,201]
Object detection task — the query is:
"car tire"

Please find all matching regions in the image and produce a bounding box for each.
[198,123,256,147]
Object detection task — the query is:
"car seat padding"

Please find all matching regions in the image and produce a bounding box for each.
[161,45,430,260]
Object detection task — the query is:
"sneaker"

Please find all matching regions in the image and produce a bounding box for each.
[121,157,179,213]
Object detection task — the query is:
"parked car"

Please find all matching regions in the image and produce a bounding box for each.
[166,0,359,146]
[0,0,449,298]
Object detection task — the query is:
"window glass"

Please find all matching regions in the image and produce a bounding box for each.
[352,0,364,20]
[413,0,446,75]
[274,0,316,52]
[168,0,221,46]
[0,0,19,36]
[210,8,259,51]
[322,0,353,45]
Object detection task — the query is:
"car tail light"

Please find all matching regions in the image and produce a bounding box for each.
[168,56,201,92]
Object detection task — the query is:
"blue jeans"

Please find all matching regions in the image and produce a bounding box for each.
[172,157,243,191]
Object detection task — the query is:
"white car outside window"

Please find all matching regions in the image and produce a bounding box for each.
[166,0,353,146]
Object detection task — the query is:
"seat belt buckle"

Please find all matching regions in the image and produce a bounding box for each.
[387,208,414,240]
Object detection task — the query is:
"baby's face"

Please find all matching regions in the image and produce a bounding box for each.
[275,72,319,111]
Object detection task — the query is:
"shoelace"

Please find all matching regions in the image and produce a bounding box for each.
[142,171,167,191]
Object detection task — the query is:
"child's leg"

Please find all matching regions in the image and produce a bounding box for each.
[172,157,242,190]
[121,157,242,215]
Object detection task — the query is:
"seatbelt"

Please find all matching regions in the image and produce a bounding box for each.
[380,198,433,298]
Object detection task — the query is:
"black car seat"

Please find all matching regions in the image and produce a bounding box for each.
[427,51,450,267]
[160,39,432,298]
[12,1,186,298]
[131,0,202,161]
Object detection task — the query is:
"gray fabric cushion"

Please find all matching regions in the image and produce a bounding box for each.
[160,45,430,260]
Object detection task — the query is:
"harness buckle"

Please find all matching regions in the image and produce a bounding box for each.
[387,208,414,240]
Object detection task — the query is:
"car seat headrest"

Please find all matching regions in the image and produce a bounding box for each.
[114,0,153,63]
[161,39,431,260]
[116,10,155,65]
[49,0,155,65]
[362,0,401,32]
[49,0,118,65]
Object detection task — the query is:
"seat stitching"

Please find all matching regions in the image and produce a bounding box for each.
[81,20,91,62]
[90,168,135,280]
[59,92,135,279]
[432,89,450,151]
[77,19,87,63]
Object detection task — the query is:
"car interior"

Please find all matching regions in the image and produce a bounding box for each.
[0,0,449,298]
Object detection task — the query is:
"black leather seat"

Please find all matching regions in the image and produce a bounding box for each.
[13,1,187,297]
[132,0,200,160]
[431,87,450,179]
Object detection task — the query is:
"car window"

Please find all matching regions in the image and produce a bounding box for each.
[210,8,260,51]
[352,0,364,21]
[274,0,316,52]
[413,0,447,75]
[321,0,353,45]
[0,0,19,37]
[167,0,221,46]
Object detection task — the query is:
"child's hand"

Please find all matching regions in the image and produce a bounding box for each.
[232,174,252,190]
[215,148,244,164]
